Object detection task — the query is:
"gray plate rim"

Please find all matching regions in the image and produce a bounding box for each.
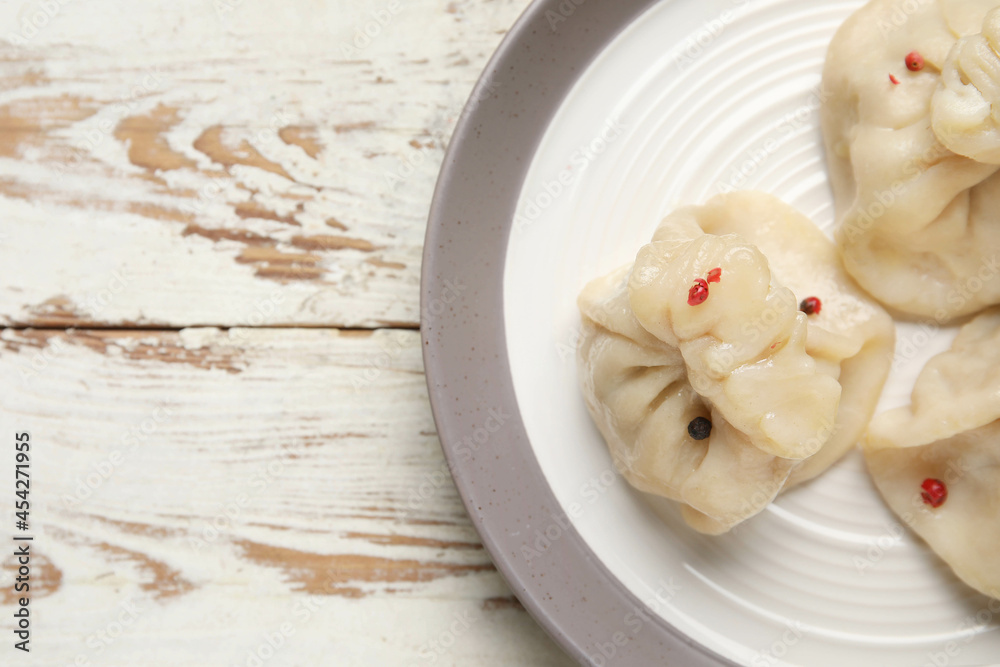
[422,1,739,665]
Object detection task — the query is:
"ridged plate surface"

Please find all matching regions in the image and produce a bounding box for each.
[503,0,1000,664]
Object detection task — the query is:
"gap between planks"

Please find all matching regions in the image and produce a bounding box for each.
[0,323,421,332]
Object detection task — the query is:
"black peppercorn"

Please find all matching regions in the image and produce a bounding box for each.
[688,417,712,441]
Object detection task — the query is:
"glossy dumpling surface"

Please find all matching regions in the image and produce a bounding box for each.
[866,308,1000,600]
[578,192,895,534]
[822,0,1000,320]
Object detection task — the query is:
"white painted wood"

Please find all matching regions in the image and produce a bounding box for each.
[0,0,576,664]
[0,328,573,666]
[0,0,527,328]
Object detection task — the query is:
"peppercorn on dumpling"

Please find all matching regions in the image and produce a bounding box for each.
[822,0,1000,321]
[578,192,895,534]
[866,308,1000,600]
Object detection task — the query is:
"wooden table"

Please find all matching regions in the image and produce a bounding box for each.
[0,1,574,663]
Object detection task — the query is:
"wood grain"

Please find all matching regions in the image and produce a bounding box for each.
[0,0,522,329]
[0,328,572,665]
[0,0,576,665]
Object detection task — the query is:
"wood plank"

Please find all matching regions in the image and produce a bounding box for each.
[0,327,573,665]
[0,0,527,328]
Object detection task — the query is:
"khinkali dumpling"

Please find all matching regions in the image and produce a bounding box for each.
[578,192,895,534]
[866,308,1000,600]
[822,0,1000,321]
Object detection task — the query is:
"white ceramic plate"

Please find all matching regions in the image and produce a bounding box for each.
[503,0,1000,665]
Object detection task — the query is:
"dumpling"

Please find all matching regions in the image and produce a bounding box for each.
[866,308,1000,600]
[822,0,1000,321]
[578,192,895,534]
[932,3,1000,162]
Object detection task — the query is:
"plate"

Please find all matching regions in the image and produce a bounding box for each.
[423,0,1000,665]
